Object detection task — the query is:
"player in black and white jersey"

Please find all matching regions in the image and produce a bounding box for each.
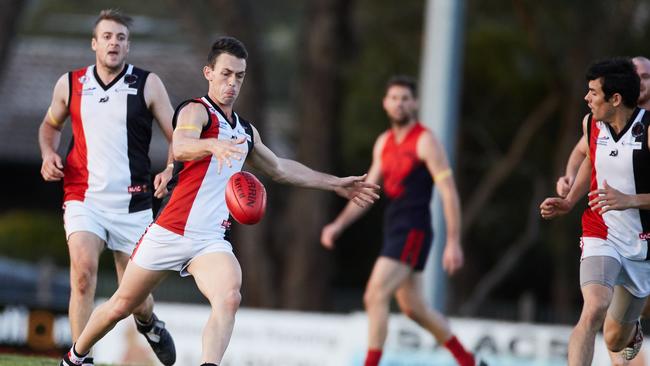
[38,9,176,366]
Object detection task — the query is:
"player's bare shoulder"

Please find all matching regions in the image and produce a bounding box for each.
[52,73,71,105]
[143,72,169,106]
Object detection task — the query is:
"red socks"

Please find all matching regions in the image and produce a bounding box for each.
[444,335,475,366]
[364,348,383,366]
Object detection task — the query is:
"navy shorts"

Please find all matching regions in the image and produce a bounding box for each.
[381,225,433,271]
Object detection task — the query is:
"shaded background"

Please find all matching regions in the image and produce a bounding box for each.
[2,0,650,330]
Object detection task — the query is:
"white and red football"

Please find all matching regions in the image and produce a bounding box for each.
[225,171,267,225]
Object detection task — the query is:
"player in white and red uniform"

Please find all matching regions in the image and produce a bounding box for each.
[60,36,380,366]
[39,10,176,366]
[541,58,650,365]
[555,56,650,366]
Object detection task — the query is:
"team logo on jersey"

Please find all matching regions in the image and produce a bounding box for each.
[78,75,89,84]
[98,96,110,103]
[632,122,645,138]
[124,74,138,85]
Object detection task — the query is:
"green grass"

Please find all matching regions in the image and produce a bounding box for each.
[0,355,112,366]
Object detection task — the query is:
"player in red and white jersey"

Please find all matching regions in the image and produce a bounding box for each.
[39,9,176,366]
[60,37,380,366]
[555,56,650,366]
[541,58,650,365]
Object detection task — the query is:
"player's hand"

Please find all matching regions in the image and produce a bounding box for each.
[588,180,633,214]
[153,164,173,198]
[556,175,574,198]
[211,137,246,173]
[539,197,572,219]
[334,174,380,208]
[41,151,64,181]
[442,242,464,275]
[321,222,343,250]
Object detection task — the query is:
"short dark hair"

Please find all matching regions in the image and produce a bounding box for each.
[207,36,248,67]
[93,9,133,38]
[385,75,417,98]
[586,57,640,108]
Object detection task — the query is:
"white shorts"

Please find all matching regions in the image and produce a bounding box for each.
[131,223,233,277]
[63,200,153,255]
[581,237,650,297]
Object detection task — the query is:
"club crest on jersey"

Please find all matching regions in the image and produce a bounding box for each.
[124,74,138,85]
[78,75,90,84]
[632,122,645,138]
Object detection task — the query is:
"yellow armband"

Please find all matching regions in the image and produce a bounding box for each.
[47,107,64,127]
[176,125,202,133]
[433,169,452,182]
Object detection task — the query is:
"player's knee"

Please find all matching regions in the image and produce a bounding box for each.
[107,299,135,322]
[217,289,241,314]
[604,324,633,351]
[363,288,387,309]
[70,262,98,296]
[581,301,609,328]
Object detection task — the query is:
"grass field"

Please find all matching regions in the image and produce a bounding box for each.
[0,355,112,366]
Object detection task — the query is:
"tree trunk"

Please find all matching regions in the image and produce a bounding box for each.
[279,0,353,309]
[0,0,24,84]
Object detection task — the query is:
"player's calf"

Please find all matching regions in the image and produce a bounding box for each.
[135,312,176,365]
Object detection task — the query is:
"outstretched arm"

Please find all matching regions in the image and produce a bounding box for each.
[320,133,387,249]
[38,74,69,182]
[246,126,380,206]
[418,130,463,275]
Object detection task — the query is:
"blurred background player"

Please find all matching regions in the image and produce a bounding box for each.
[321,75,483,366]
[556,56,650,366]
[59,36,380,366]
[38,9,176,366]
[541,57,650,365]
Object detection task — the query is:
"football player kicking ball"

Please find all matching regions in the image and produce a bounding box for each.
[60,36,380,366]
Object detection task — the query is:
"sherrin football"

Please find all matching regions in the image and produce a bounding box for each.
[225,171,267,225]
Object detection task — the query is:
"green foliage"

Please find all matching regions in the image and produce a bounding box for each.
[0,210,68,265]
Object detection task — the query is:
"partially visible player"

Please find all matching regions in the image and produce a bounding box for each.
[556,56,650,366]
[59,36,380,366]
[541,57,650,365]
[39,9,176,366]
[321,76,483,366]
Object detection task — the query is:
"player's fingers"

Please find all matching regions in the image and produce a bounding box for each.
[54,155,64,169]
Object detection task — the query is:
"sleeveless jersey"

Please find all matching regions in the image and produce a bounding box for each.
[64,64,154,213]
[155,96,254,241]
[582,108,650,260]
[381,123,433,229]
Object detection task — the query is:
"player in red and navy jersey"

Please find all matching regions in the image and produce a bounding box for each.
[541,58,650,365]
[321,76,483,366]
[39,9,176,366]
[59,36,380,366]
